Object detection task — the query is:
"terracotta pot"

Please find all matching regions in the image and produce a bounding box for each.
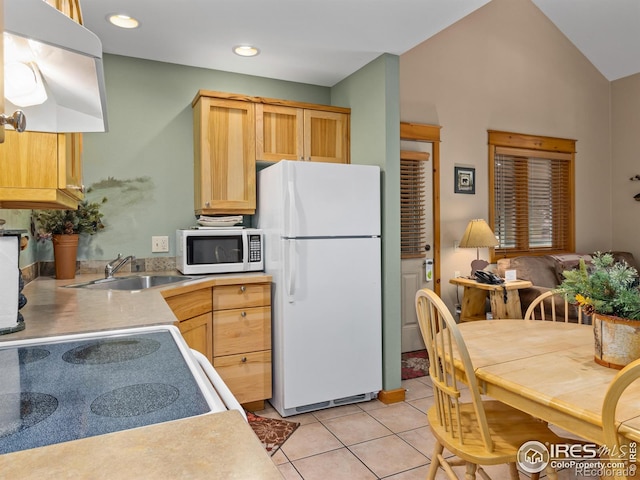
[52,234,79,280]
[593,313,640,369]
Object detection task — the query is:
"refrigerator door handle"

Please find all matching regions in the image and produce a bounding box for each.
[285,239,296,302]
[287,180,296,237]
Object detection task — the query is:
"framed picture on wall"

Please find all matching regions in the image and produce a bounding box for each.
[454,166,475,194]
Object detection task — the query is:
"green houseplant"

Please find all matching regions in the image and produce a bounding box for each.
[33,198,107,279]
[555,252,640,369]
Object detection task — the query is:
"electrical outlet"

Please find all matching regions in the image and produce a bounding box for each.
[151,236,169,253]
[454,270,461,278]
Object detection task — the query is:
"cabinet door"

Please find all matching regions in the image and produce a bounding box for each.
[304,110,350,163]
[59,133,84,201]
[0,130,83,209]
[193,97,256,215]
[176,313,213,363]
[0,131,57,188]
[255,104,303,162]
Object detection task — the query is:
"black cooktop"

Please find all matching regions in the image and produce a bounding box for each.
[0,329,212,454]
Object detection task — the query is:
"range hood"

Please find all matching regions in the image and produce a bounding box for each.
[4,0,108,132]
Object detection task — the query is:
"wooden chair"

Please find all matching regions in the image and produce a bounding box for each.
[602,358,640,480]
[415,288,562,480]
[524,290,586,323]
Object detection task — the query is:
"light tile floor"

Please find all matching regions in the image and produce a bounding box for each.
[254,375,598,480]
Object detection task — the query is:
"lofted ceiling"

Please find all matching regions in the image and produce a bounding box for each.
[80,0,640,87]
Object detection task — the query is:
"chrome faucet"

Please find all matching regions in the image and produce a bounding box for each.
[105,254,135,279]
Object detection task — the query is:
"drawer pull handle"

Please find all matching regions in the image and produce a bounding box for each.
[241,311,247,317]
[240,285,246,292]
[241,357,247,363]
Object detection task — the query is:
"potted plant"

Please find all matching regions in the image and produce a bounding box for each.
[33,198,107,279]
[555,252,640,369]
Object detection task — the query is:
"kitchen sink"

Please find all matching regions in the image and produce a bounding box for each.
[65,275,193,291]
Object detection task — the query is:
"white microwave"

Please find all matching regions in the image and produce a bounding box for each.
[176,228,264,275]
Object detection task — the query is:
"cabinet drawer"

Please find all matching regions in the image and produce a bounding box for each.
[165,288,212,321]
[213,283,270,310]
[213,350,272,404]
[213,306,271,356]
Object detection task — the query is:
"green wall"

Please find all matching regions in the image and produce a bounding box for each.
[333,54,402,393]
[83,55,333,261]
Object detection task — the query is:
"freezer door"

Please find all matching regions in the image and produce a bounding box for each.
[274,237,382,410]
[282,161,381,238]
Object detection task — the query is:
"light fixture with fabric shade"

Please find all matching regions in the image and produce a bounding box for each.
[458,219,498,276]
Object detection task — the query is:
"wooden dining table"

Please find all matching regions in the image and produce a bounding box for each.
[455,319,640,445]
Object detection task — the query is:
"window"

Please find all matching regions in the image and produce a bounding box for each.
[400,150,429,258]
[488,130,575,259]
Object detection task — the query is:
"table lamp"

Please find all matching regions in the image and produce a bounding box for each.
[458,219,499,277]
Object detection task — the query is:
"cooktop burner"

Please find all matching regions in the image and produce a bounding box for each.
[0,392,58,439]
[18,348,50,364]
[91,383,179,417]
[0,329,212,454]
[62,338,161,365]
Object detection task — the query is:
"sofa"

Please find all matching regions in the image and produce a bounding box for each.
[495,251,639,319]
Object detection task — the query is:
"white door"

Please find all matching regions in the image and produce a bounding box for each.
[400,141,432,353]
[280,237,382,409]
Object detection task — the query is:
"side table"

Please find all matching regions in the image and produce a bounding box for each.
[449,277,533,322]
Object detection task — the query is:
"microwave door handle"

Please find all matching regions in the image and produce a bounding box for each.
[286,239,296,303]
[242,231,249,270]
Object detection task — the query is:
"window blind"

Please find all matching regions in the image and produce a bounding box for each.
[400,151,429,258]
[489,131,575,258]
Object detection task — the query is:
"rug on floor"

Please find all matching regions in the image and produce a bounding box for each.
[246,411,300,456]
[401,349,430,379]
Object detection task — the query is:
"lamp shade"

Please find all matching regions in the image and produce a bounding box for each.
[458,219,498,249]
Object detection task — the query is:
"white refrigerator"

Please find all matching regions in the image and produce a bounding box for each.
[257,160,382,417]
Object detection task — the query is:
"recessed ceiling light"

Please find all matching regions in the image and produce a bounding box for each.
[107,14,140,29]
[233,45,260,57]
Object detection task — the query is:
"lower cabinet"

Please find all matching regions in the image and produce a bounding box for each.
[165,286,214,361]
[212,283,272,406]
[164,279,272,408]
[179,312,213,361]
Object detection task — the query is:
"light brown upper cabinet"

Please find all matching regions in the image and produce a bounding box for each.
[0,130,83,209]
[192,90,351,216]
[256,104,350,163]
[192,93,257,215]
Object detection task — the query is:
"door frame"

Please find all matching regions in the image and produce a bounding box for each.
[400,122,441,295]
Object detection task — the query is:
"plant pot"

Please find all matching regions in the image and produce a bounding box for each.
[52,234,79,280]
[593,313,640,369]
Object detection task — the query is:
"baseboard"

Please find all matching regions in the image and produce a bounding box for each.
[377,388,406,404]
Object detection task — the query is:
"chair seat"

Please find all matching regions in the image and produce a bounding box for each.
[427,400,564,465]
